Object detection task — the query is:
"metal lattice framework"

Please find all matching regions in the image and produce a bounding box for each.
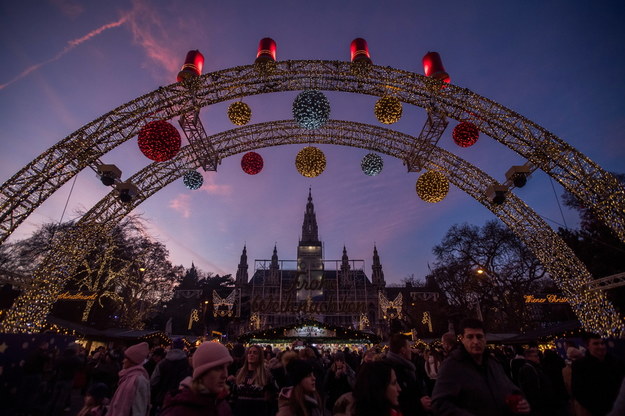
[2,120,622,336]
[0,61,623,247]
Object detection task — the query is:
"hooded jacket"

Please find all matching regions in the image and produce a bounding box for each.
[150,348,192,407]
[107,364,150,416]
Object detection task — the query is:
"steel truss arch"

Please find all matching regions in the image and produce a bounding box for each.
[0,61,623,247]
[2,120,622,336]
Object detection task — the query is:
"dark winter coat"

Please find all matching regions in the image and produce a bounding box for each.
[572,352,625,416]
[431,346,524,416]
[150,349,192,408]
[517,360,561,415]
[322,364,355,411]
[159,386,232,416]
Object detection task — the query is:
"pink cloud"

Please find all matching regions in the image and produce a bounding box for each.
[200,173,232,196]
[125,0,180,76]
[169,193,192,218]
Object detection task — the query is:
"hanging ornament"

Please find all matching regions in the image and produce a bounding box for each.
[241,152,264,175]
[183,170,203,190]
[416,170,449,203]
[361,153,383,176]
[295,146,326,177]
[137,120,181,162]
[452,121,480,147]
[374,96,402,124]
[227,102,252,126]
[293,90,330,130]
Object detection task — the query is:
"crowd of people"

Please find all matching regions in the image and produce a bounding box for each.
[6,318,625,416]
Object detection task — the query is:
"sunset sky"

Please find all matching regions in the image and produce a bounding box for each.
[1,0,624,285]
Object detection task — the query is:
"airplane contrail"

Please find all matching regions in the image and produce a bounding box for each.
[0,14,130,91]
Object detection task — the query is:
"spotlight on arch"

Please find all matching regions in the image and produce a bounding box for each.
[116,181,139,203]
[486,184,507,205]
[505,165,531,188]
[96,164,122,186]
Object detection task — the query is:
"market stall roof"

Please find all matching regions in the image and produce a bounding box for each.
[237,319,380,344]
[46,316,171,345]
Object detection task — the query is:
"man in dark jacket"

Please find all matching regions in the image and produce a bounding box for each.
[432,318,531,415]
[383,333,431,415]
[572,333,625,416]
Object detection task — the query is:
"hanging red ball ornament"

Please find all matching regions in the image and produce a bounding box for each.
[241,152,264,175]
[452,121,480,147]
[137,120,181,161]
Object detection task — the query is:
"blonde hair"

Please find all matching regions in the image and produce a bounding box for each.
[235,345,269,387]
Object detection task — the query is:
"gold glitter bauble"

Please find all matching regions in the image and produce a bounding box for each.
[295,146,326,178]
[227,102,252,126]
[374,96,402,124]
[416,170,449,203]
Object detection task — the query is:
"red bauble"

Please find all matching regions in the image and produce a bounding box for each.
[137,120,181,162]
[241,152,264,175]
[452,122,480,147]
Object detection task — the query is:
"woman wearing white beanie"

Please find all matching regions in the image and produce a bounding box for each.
[159,341,234,416]
[108,341,151,416]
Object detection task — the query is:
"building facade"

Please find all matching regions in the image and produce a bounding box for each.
[228,189,448,340]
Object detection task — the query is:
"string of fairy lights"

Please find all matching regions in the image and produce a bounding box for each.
[2,118,623,337]
[1,56,624,336]
[0,60,623,248]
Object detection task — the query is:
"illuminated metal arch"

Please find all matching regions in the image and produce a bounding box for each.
[0,61,623,247]
[2,120,621,336]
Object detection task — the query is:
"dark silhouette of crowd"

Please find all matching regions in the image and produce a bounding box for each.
[4,320,625,416]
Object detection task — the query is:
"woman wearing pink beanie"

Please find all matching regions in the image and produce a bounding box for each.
[159,341,234,416]
[108,341,151,416]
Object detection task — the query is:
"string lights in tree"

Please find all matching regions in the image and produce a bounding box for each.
[293,90,330,130]
[361,153,383,176]
[452,121,480,147]
[416,170,449,203]
[227,102,252,126]
[137,120,181,162]
[374,96,402,124]
[241,152,264,175]
[183,170,203,190]
[295,146,326,177]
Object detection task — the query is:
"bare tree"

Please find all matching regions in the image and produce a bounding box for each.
[427,220,548,331]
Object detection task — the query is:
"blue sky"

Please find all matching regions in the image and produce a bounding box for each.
[1,0,624,284]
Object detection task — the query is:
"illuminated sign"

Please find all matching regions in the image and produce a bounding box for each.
[524,294,568,304]
[285,325,336,338]
[57,292,97,301]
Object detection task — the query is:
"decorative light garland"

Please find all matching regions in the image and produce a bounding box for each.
[361,153,383,176]
[416,170,449,203]
[374,96,402,124]
[227,102,252,126]
[241,152,264,175]
[295,146,326,177]
[183,170,203,190]
[452,121,480,147]
[293,90,330,130]
[137,120,181,162]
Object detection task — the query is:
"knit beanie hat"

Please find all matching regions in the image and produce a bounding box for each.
[192,342,233,379]
[287,359,314,386]
[124,342,149,365]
